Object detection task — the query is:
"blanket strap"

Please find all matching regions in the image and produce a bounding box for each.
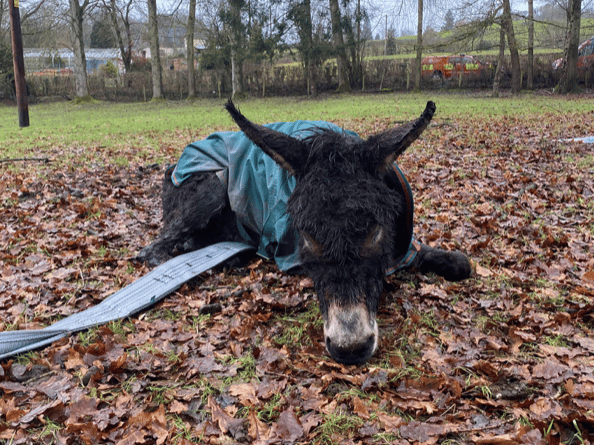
[385,164,420,274]
[0,242,254,360]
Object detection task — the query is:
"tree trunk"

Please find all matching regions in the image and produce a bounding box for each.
[302,0,317,95]
[147,0,163,99]
[231,50,243,98]
[527,0,534,90]
[492,27,505,97]
[186,0,196,98]
[68,0,90,98]
[501,0,521,93]
[414,0,423,90]
[555,0,581,94]
[229,0,243,98]
[108,0,131,72]
[329,0,350,92]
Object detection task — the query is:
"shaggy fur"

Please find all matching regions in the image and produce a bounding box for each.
[137,101,472,365]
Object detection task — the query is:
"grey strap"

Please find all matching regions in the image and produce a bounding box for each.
[0,241,254,359]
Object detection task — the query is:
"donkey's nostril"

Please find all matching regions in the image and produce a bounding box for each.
[325,333,376,365]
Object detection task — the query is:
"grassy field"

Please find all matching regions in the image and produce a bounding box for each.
[2,93,594,163]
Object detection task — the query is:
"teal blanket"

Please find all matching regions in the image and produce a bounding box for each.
[171,121,415,272]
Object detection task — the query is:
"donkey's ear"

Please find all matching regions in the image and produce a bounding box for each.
[366,101,436,174]
[225,99,307,176]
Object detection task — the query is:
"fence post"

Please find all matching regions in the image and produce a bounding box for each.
[406,63,410,90]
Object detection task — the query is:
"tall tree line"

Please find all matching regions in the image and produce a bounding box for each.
[434,0,586,94]
[0,0,588,98]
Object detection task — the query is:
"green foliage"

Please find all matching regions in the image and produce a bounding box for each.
[385,29,398,56]
[103,60,118,78]
[201,0,288,72]
[443,10,455,32]
[0,41,14,77]
[0,41,14,97]
[91,19,117,48]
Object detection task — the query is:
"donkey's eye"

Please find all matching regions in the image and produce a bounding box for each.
[361,225,384,256]
[300,231,323,257]
[370,226,384,245]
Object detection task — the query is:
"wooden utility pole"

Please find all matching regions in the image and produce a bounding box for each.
[9,0,29,127]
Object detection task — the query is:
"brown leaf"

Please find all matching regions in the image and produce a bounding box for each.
[419,283,448,299]
[228,382,258,406]
[65,397,98,424]
[207,395,245,436]
[581,270,594,284]
[18,399,63,425]
[275,406,303,443]
[531,359,568,380]
[351,396,370,420]
[474,433,519,445]
[476,264,494,277]
[519,428,545,445]
[168,400,188,414]
[529,398,564,420]
[30,259,52,276]
[248,409,271,443]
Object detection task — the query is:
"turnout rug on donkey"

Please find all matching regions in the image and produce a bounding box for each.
[139,100,472,365]
[170,121,418,272]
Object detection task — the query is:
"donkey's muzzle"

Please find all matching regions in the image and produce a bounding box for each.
[324,304,378,365]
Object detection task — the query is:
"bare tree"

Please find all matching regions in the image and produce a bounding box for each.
[68,0,91,98]
[186,0,196,98]
[556,0,582,93]
[15,0,67,50]
[1,0,4,37]
[414,0,423,90]
[501,0,520,93]
[228,0,243,98]
[492,26,505,96]
[147,0,163,98]
[527,0,534,89]
[288,0,319,95]
[302,0,317,96]
[446,0,521,93]
[329,0,350,92]
[103,0,134,72]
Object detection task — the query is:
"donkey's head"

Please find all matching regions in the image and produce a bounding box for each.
[225,100,435,365]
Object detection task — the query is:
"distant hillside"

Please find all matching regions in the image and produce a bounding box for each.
[364,18,594,59]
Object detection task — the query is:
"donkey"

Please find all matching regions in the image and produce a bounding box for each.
[137,100,472,365]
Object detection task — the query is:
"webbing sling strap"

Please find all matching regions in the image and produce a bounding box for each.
[0,241,254,360]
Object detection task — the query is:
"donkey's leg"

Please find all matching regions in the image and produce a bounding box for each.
[409,243,472,282]
[136,168,229,266]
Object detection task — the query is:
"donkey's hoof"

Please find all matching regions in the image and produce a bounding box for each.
[436,251,472,281]
[135,246,171,268]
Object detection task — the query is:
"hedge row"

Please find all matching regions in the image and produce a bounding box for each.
[24,54,575,102]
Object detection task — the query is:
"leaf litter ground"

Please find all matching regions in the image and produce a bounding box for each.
[1,103,594,445]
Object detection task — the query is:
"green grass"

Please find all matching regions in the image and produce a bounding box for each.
[2,93,593,164]
[314,408,364,444]
[275,302,322,348]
